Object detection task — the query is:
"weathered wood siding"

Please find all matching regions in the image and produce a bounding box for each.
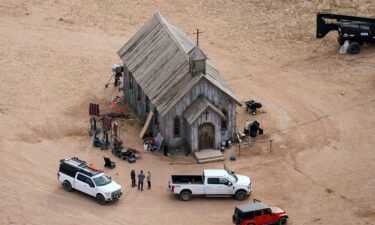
[125,64,237,151]
[162,78,237,151]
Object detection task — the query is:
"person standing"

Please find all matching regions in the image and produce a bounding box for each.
[147,171,151,189]
[131,169,136,188]
[138,170,145,191]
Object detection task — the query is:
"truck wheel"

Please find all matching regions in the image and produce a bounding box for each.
[62,181,72,192]
[235,190,247,201]
[96,194,106,205]
[179,190,192,201]
[348,42,360,54]
[278,217,288,225]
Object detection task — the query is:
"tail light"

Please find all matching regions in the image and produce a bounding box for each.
[171,185,175,192]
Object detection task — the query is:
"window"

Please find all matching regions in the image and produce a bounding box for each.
[174,116,181,137]
[137,85,141,101]
[129,74,133,89]
[219,178,230,185]
[243,211,254,220]
[59,164,76,177]
[77,174,95,187]
[254,211,262,217]
[77,174,86,182]
[263,209,272,215]
[145,97,149,113]
[154,110,158,126]
[221,109,227,131]
[207,178,220,184]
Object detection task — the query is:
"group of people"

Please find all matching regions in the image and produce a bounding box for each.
[130,169,151,191]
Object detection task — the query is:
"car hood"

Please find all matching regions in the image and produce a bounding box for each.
[236,175,251,185]
[99,180,122,193]
[271,207,285,214]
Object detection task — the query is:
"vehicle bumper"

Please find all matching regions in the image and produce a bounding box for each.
[106,190,123,201]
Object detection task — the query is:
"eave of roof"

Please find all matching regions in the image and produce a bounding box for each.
[183,95,226,125]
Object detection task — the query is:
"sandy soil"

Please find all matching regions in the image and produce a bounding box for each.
[0,0,374,225]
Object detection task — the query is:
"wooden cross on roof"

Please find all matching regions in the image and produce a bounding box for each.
[193,29,203,46]
[204,109,209,120]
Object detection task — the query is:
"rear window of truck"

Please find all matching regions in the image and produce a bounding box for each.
[59,164,76,177]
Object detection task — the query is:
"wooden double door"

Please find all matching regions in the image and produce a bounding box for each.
[198,123,215,150]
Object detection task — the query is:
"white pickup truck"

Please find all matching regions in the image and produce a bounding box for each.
[57,157,122,205]
[168,165,252,201]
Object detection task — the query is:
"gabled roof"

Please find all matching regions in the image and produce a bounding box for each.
[183,95,226,125]
[117,12,241,116]
[189,46,207,61]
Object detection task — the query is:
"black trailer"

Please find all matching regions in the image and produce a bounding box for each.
[316,12,375,54]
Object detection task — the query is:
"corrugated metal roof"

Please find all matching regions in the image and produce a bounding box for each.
[117,12,242,116]
[183,95,226,125]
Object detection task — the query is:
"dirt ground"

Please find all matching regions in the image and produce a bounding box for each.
[0,0,374,224]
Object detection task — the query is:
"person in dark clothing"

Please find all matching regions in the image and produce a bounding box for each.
[131,169,136,188]
[163,142,168,156]
[138,170,145,191]
[147,171,151,189]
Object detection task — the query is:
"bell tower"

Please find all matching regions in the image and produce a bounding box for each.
[188,45,207,75]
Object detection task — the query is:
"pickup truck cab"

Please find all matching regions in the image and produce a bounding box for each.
[168,165,252,201]
[57,157,122,205]
[232,199,289,225]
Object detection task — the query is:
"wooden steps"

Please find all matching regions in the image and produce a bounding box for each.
[194,149,224,164]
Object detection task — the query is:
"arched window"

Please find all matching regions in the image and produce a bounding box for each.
[221,109,227,131]
[174,116,181,137]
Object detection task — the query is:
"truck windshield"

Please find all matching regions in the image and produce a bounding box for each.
[227,174,237,183]
[93,175,111,186]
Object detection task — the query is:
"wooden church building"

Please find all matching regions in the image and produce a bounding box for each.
[117,12,242,152]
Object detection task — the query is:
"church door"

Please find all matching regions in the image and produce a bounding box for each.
[198,123,214,150]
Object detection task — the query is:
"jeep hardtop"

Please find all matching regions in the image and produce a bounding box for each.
[57,157,122,205]
[232,199,288,225]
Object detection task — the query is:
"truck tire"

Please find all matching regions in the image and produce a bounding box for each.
[348,42,360,54]
[235,190,247,201]
[278,217,288,225]
[96,194,106,205]
[179,190,192,201]
[62,180,73,192]
[232,214,241,224]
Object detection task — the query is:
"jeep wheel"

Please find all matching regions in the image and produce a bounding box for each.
[179,190,192,201]
[278,217,288,225]
[247,223,255,225]
[96,194,106,205]
[235,190,247,201]
[62,181,72,192]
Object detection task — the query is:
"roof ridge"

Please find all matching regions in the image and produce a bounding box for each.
[154,13,190,61]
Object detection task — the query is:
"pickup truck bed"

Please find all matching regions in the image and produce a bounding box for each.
[171,175,203,184]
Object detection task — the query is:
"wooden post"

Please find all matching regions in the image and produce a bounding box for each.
[269,139,273,153]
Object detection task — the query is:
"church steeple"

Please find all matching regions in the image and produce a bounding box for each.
[188,46,207,75]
